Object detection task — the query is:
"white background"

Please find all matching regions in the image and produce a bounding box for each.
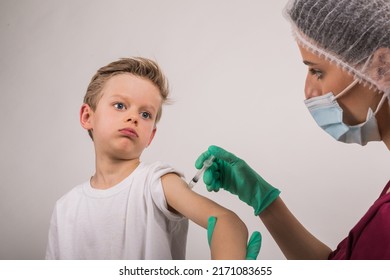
[1,0,389,260]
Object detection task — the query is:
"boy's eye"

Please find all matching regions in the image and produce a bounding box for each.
[114,103,126,110]
[140,111,151,119]
[309,68,323,80]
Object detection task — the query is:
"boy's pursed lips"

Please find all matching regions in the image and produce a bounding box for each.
[119,128,138,138]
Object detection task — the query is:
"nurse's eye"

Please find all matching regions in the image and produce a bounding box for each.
[140,111,152,120]
[309,68,324,80]
[114,102,126,110]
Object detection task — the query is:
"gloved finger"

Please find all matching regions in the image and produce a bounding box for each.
[208,145,239,164]
[204,165,220,192]
[195,150,211,169]
[245,231,262,260]
[207,216,217,247]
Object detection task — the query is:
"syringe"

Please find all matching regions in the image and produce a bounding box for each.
[188,155,215,188]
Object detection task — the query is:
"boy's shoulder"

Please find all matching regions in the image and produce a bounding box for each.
[55,182,87,208]
[138,161,184,180]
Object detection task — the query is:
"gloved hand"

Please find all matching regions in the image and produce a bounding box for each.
[207,216,261,260]
[196,145,280,215]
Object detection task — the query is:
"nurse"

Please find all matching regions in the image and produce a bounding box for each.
[197,0,390,259]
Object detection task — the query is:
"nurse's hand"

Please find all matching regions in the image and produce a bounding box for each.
[196,145,280,215]
[207,216,261,260]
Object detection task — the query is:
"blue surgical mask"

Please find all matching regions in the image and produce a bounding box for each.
[304,80,386,146]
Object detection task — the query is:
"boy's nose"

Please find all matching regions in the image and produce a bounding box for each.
[126,116,138,124]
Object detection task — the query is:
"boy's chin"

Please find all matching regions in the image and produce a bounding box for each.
[110,150,143,162]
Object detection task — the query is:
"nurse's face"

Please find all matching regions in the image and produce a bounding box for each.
[298,44,383,126]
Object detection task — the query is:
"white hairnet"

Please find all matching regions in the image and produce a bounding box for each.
[284,0,390,98]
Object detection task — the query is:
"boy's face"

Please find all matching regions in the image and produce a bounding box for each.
[80,73,162,160]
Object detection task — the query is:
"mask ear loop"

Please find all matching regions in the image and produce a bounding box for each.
[334,79,360,100]
[373,91,388,115]
[335,79,387,116]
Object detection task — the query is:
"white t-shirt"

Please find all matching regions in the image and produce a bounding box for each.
[46,161,188,260]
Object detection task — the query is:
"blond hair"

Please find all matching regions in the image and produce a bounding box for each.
[83,57,170,139]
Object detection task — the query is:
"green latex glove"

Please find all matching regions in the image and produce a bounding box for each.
[207,216,261,260]
[196,145,280,215]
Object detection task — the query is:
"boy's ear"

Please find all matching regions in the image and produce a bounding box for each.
[147,127,157,147]
[80,104,94,130]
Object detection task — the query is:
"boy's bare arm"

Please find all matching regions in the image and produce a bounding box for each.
[161,173,248,259]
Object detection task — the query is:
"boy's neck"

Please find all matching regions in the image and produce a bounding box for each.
[91,157,141,190]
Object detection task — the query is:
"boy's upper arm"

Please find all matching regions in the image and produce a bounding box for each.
[161,173,230,229]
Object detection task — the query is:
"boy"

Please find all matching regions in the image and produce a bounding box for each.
[45,57,251,259]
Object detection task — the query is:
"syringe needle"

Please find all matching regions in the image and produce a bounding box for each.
[188,155,215,188]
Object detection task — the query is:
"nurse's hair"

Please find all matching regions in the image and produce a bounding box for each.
[284,0,390,99]
[83,57,170,139]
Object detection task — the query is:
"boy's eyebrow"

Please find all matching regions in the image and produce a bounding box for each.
[140,104,158,113]
[109,94,127,99]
